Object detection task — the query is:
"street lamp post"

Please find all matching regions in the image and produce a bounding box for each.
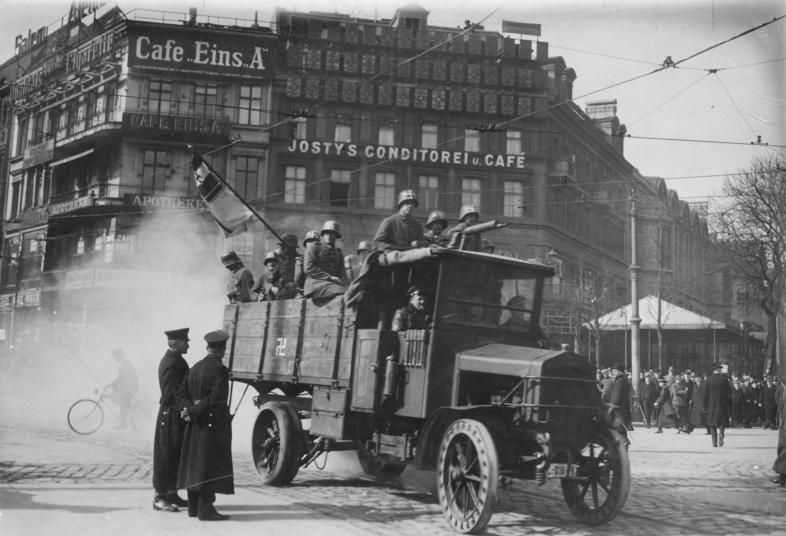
[629,191,641,400]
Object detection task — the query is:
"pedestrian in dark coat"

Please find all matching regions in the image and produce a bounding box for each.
[760,378,778,429]
[704,363,732,447]
[608,363,632,431]
[730,380,745,427]
[771,380,786,486]
[639,375,658,428]
[153,328,191,512]
[178,330,234,521]
[654,377,675,432]
[688,374,707,434]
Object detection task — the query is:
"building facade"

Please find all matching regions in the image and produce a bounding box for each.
[0,4,757,373]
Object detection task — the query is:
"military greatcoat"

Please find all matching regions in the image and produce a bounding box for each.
[177,354,234,495]
[153,349,189,494]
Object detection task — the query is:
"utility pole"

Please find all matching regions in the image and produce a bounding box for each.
[629,191,641,401]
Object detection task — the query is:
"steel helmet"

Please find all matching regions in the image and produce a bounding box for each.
[221,250,241,267]
[303,230,320,246]
[397,189,418,208]
[459,204,479,222]
[263,251,279,265]
[357,240,372,253]
[279,233,298,249]
[425,210,447,229]
[321,220,342,238]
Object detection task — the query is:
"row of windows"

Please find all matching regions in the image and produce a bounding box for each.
[282,165,526,217]
[142,79,269,126]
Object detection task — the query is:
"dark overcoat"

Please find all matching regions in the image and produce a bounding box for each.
[704,372,732,427]
[774,383,786,475]
[689,380,707,427]
[608,374,632,425]
[153,349,189,493]
[177,355,234,495]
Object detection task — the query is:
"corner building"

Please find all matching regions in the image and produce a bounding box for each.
[0,7,277,355]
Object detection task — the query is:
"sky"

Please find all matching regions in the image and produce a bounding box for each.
[1,0,784,219]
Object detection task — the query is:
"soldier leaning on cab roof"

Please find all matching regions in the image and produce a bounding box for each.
[303,221,348,302]
[372,190,426,251]
[153,328,190,513]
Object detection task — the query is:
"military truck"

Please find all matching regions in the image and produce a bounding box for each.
[224,247,629,533]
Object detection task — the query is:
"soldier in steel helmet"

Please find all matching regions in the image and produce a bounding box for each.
[447,205,482,251]
[304,220,348,302]
[372,189,426,251]
[424,210,449,246]
[252,251,281,301]
[344,240,372,281]
[221,251,254,303]
[294,230,320,294]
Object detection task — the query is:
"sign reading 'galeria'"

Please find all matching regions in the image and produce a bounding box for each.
[288,140,527,169]
[128,25,275,76]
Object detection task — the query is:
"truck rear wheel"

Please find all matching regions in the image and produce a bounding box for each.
[251,402,304,486]
[560,426,630,525]
[437,418,499,534]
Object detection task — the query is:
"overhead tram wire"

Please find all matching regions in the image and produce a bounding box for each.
[627,72,713,129]
[711,71,757,136]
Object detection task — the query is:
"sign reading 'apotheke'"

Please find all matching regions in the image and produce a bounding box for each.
[128,25,275,76]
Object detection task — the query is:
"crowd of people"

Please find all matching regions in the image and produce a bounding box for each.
[597,362,786,487]
[222,190,501,306]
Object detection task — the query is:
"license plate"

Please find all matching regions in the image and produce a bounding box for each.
[546,463,577,478]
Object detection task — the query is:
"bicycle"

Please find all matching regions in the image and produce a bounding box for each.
[67,387,148,435]
[67,388,110,435]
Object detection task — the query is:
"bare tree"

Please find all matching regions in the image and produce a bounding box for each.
[718,153,786,375]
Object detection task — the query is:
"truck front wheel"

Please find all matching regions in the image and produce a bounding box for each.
[437,418,499,534]
[251,401,304,485]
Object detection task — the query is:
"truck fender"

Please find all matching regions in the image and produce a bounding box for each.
[413,406,508,470]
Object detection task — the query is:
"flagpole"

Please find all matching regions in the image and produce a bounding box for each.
[188,144,284,244]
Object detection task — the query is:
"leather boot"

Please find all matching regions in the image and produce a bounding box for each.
[153,495,178,512]
[167,493,188,508]
[187,491,199,518]
[711,427,717,447]
[198,493,229,521]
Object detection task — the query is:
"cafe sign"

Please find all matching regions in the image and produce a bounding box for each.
[287,140,527,169]
[128,25,275,76]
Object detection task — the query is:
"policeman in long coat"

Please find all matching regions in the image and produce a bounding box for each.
[703,363,732,447]
[177,330,234,521]
[153,328,190,512]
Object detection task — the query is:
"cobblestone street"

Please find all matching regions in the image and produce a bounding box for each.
[1,418,784,536]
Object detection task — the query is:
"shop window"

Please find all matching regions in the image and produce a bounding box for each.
[374,172,395,209]
[421,123,438,149]
[235,156,260,200]
[418,175,439,209]
[464,129,480,152]
[149,79,172,114]
[330,169,351,207]
[503,180,524,217]
[239,85,267,125]
[461,177,481,208]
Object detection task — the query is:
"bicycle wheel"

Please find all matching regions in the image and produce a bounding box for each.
[68,399,104,435]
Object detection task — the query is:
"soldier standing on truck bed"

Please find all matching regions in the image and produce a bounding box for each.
[304,221,348,302]
[252,252,281,301]
[372,190,426,251]
[221,251,254,303]
[447,205,481,251]
[345,240,372,281]
[275,233,300,299]
[295,230,320,295]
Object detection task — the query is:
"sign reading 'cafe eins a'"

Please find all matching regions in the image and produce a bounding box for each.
[288,140,527,169]
[127,25,275,76]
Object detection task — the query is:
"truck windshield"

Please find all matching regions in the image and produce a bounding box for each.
[435,257,541,335]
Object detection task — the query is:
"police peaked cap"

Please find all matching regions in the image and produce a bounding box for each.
[204,330,230,347]
[165,328,190,341]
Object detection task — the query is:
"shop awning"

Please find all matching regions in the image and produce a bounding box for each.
[49,148,94,167]
[587,295,726,331]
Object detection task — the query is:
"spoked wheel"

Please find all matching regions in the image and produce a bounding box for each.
[560,426,630,525]
[437,418,499,534]
[251,402,304,485]
[67,399,104,435]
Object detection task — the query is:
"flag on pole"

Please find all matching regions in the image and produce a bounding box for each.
[192,152,254,237]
